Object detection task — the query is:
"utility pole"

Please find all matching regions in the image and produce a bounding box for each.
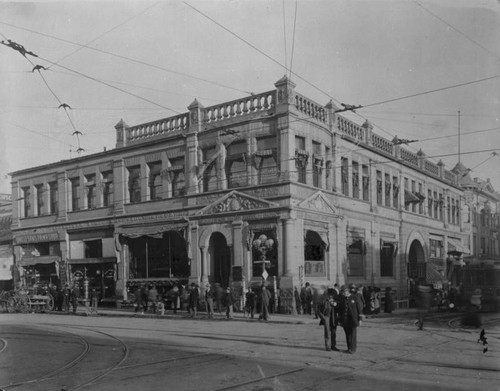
[458,110,461,165]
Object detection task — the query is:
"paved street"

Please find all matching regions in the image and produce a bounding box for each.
[0,309,498,391]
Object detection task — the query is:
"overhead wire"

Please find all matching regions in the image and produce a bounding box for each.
[288,0,298,80]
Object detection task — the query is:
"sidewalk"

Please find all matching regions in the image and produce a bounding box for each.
[72,305,418,325]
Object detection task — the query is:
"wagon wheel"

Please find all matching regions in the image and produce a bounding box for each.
[7,296,17,313]
[44,294,54,312]
[16,294,30,313]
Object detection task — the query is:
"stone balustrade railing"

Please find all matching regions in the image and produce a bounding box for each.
[337,116,365,142]
[400,148,419,167]
[293,93,327,123]
[127,113,189,142]
[203,90,275,123]
[371,133,394,155]
[424,160,439,176]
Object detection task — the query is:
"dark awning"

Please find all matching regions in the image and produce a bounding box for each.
[447,238,470,255]
[67,257,117,265]
[116,222,188,239]
[17,255,60,266]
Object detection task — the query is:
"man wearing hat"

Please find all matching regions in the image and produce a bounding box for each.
[318,285,340,351]
[339,283,364,354]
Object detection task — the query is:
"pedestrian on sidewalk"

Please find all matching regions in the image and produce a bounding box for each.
[134,286,143,314]
[214,283,223,314]
[70,284,79,314]
[318,286,340,351]
[415,284,432,330]
[188,283,199,317]
[338,284,364,354]
[244,287,257,318]
[258,284,272,321]
[223,286,235,319]
[205,283,215,319]
[148,285,158,313]
[294,286,302,315]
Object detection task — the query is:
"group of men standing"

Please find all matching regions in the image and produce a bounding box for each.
[317,283,364,354]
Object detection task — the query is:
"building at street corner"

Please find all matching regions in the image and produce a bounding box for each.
[10,76,473,311]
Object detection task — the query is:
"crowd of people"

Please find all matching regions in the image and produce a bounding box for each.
[130,282,275,321]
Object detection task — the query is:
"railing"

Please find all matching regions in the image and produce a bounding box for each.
[203,90,275,124]
[424,160,439,176]
[371,133,394,155]
[293,93,326,123]
[444,170,456,184]
[337,116,364,142]
[400,149,419,167]
[127,113,189,142]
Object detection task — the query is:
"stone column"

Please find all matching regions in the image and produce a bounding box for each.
[113,159,125,215]
[187,99,203,196]
[57,171,68,222]
[201,246,209,285]
[232,219,244,267]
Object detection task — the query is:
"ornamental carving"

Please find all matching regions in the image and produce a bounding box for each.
[197,190,276,215]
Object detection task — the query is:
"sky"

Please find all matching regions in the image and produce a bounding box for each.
[0,0,499,195]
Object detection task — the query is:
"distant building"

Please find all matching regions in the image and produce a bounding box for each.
[9,76,470,310]
[0,193,13,290]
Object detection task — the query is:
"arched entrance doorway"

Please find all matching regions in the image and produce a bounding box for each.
[209,232,231,287]
[408,239,426,307]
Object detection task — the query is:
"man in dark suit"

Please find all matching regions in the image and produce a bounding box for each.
[339,283,364,354]
[318,286,340,351]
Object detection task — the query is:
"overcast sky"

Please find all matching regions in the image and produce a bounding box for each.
[1,0,499,194]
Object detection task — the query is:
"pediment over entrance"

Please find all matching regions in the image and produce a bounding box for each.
[197,190,277,215]
[298,191,341,217]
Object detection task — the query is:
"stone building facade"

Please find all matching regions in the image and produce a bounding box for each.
[10,76,469,310]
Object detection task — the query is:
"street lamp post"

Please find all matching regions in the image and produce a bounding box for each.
[252,234,274,283]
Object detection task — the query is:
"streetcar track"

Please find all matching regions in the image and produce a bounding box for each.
[0,338,7,354]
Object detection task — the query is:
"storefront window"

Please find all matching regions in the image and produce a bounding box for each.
[304,231,326,277]
[380,241,397,277]
[347,237,365,277]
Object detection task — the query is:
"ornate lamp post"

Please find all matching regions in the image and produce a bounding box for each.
[252,234,274,281]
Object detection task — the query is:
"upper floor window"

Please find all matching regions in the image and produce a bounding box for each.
[428,189,433,217]
[376,171,383,205]
[127,166,141,204]
[202,147,217,192]
[84,239,102,258]
[430,238,443,258]
[102,171,113,207]
[341,158,348,196]
[22,186,31,217]
[35,184,44,216]
[70,177,80,211]
[361,165,369,201]
[411,181,416,213]
[433,191,439,219]
[226,141,247,189]
[418,183,424,214]
[169,157,185,197]
[148,162,162,200]
[384,174,391,206]
[256,137,278,185]
[392,176,399,208]
[49,181,58,214]
[85,174,96,209]
[352,161,359,199]
[295,136,307,184]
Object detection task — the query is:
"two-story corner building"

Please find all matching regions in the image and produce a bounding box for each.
[9,76,469,311]
[452,164,500,262]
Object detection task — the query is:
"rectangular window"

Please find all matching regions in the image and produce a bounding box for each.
[295,136,307,185]
[433,191,439,219]
[352,161,359,199]
[226,141,247,189]
[392,176,399,208]
[128,166,141,203]
[380,241,397,277]
[312,141,322,188]
[169,157,185,197]
[22,186,31,217]
[84,239,102,258]
[102,171,113,207]
[428,189,433,217]
[347,238,364,277]
[85,174,96,209]
[70,177,80,211]
[361,165,369,201]
[411,181,416,213]
[404,178,409,211]
[376,171,383,205]
[49,181,58,214]
[418,183,424,214]
[430,239,442,258]
[148,162,162,200]
[35,184,44,216]
[256,137,278,185]
[384,174,391,206]
[202,147,217,192]
[341,158,349,196]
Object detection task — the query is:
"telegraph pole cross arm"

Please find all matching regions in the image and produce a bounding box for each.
[335,103,363,113]
[1,39,38,58]
[392,136,419,145]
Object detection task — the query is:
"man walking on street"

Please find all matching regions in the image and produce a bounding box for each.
[339,284,364,354]
[259,284,272,321]
[318,286,340,351]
